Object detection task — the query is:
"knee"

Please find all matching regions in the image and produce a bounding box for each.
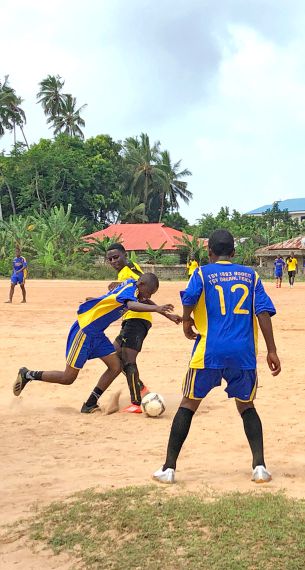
[63,370,78,385]
[123,362,138,377]
[236,400,254,416]
[108,359,122,377]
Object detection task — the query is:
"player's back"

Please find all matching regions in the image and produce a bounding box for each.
[188,262,274,370]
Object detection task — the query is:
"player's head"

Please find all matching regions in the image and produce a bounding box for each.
[208,229,235,260]
[291,251,294,257]
[190,253,196,261]
[137,272,159,299]
[15,246,21,257]
[106,243,127,271]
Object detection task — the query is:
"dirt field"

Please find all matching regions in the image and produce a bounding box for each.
[0,278,305,566]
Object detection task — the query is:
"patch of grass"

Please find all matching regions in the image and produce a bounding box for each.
[9,487,305,569]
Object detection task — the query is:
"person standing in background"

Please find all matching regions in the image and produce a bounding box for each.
[6,246,27,303]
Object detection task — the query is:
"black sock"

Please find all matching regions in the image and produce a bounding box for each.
[25,370,43,381]
[241,407,265,469]
[124,363,141,405]
[163,407,195,470]
[85,386,103,408]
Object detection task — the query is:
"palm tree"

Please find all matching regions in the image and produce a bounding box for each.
[120,194,148,223]
[37,75,66,119]
[123,133,168,218]
[52,95,87,138]
[158,150,192,221]
[0,76,28,147]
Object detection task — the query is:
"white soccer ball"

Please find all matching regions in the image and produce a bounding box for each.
[141,392,165,417]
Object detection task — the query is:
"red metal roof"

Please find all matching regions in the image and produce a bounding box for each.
[256,235,305,254]
[84,223,207,251]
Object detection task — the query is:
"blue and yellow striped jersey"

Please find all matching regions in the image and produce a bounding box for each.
[77,279,138,335]
[181,262,276,370]
[117,263,152,324]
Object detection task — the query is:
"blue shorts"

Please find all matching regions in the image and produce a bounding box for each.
[66,321,115,369]
[275,271,283,278]
[11,273,25,285]
[182,368,257,402]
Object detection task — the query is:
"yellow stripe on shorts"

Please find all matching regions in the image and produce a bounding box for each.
[182,368,197,398]
[67,330,86,368]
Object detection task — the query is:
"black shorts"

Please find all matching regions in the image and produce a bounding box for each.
[288,270,296,277]
[115,319,151,352]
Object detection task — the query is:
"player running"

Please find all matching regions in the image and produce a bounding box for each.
[153,229,281,485]
[106,243,180,414]
[274,255,285,288]
[13,273,177,414]
[6,247,27,303]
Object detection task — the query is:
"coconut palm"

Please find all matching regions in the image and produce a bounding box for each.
[158,150,192,220]
[120,194,148,223]
[0,76,27,147]
[52,95,87,138]
[37,75,66,119]
[123,133,168,217]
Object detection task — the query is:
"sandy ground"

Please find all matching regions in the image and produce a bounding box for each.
[1,278,305,568]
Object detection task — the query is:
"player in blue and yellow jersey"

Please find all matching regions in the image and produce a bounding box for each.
[274,255,285,288]
[106,243,180,413]
[13,273,176,413]
[153,229,281,485]
[6,246,27,303]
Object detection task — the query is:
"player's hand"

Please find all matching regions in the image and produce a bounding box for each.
[165,313,182,324]
[183,319,197,340]
[157,303,174,314]
[267,352,281,376]
[108,282,118,291]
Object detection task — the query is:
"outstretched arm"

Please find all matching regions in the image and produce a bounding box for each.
[127,300,174,315]
[257,311,281,376]
[139,298,181,324]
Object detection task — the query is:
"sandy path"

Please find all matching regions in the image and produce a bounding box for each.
[0,278,305,567]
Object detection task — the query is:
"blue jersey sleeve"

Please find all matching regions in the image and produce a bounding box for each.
[115,281,138,305]
[180,268,203,306]
[254,276,276,316]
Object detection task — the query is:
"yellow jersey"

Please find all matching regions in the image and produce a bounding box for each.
[287,258,298,272]
[187,260,199,276]
[117,262,152,323]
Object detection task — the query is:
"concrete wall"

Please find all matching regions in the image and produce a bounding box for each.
[140,264,187,280]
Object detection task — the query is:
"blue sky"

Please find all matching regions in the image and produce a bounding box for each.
[1,0,305,222]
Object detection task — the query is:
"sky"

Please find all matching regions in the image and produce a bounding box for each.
[1,0,305,223]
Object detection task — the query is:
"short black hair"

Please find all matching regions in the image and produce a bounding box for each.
[106,242,126,253]
[139,272,159,291]
[208,229,234,256]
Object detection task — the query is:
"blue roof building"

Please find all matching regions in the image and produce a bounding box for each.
[248,199,305,222]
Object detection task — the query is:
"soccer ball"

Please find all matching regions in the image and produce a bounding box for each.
[141,392,165,417]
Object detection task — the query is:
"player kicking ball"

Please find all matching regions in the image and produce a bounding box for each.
[153,229,281,485]
[13,273,178,413]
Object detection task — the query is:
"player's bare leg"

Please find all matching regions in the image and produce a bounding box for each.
[235,399,271,483]
[153,396,201,484]
[5,284,15,303]
[81,352,122,413]
[20,283,26,303]
[13,364,80,395]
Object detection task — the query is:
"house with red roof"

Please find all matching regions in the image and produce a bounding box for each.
[84,223,206,254]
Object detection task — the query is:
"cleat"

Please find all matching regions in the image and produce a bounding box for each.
[13,367,29,396]
[153,467,175,484]
[120,404,142,414]
[80,402,100,414]
[251,465,272,483]
[140,385,150,397]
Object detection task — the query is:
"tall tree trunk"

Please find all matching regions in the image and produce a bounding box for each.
[158,191,165,222]
[0,166,16,214]
[19,124,29,150]
[0,195,3,221]
[13,121,16,151]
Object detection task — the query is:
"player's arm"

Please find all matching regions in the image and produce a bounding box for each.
[257,312,281,376]
[296,259,298,273]
[182,306,197,339]
[139,298,182,324]
[126,300,174,315]
[108,281,120,291]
